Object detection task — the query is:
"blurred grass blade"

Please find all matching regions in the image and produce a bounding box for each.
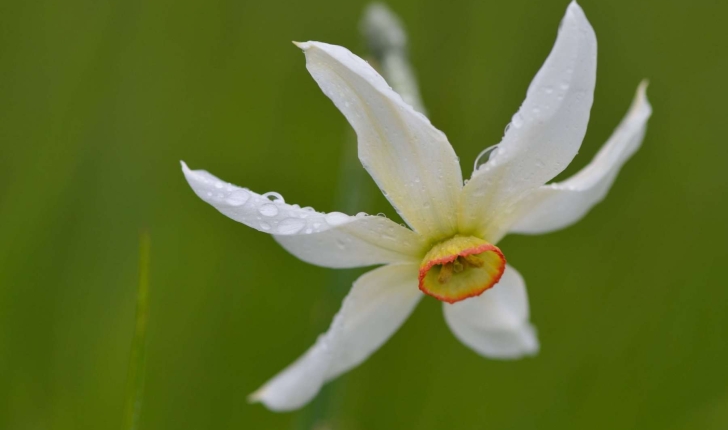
[122,232,151,430]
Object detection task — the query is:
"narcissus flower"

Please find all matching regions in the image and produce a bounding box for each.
[182,1,651,412]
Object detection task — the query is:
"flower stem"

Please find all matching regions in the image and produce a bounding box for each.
[361,3,427,115]
[295,4,425,428]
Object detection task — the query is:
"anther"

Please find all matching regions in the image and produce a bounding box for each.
[452,258,465,273]
[463,255,484,268]
[438,263,453,284]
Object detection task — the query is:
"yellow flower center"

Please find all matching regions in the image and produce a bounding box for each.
[418,235,506,303]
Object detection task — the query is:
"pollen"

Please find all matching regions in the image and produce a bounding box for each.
[418,235,506,303]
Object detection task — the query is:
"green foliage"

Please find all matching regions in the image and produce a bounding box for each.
[1,0,727,429]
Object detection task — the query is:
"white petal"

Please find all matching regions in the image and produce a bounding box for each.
[297,41,462,240]
[509,82,652,234]
[459,2,597,240]
[443,264,539,359]
[249,263,421,411]
[182,162,424,267]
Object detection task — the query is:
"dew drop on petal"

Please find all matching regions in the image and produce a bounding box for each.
[277,218,305,234]
[259,204,279,217]
[260,222,271,231]
[511,113,524,128]
[225,190,250,206]
[262,192,284,203]
[214,182,224,189]
[474,144,499,172]
[325,212,349,226]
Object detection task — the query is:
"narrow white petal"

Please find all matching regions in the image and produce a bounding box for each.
[249,263,421,411]
[459,2,597,240]
[443,264,539,359]
[182,162,424,267]
[297,41,462,240]
[509,82,652,234]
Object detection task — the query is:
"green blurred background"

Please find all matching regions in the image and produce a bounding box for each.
[2,0,727,428]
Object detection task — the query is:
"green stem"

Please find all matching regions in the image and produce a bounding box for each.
[296,4,425,428]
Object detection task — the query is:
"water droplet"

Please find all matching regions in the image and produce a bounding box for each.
[225,190,250,206]
[474,144,499,171]
[214,182,224,189]
[302,206,315,212]
[277,218,305,234]
[305,228,313,234]
[544,86,554,94]
[355,212,367,218]
[312,222,322,229]
[325,212,349,226]
[335,239,346,250]
[259,204,279,217]
[206,192,213,197]
[260,222,271,231]
[511,113,524,128]
[560,82,570,90]
[261,192,284,203]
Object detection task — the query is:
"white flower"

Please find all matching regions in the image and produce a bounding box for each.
[181,1,651,412]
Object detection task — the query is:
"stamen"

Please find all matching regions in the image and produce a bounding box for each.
[452,258,465,273]
[463,254,484,268]
[438,263,453,283]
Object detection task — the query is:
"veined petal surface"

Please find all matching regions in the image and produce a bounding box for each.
[249,263,422,411]
[297,41,462,240]
[182,162,424,267]
[459,1,597,240]
[443,264,538,359]
[509,82,652,235]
